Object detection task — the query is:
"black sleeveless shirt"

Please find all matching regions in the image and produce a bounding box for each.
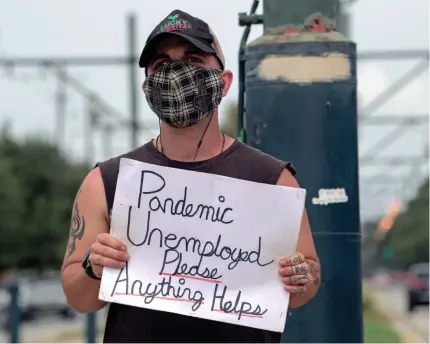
[96,139,296,343]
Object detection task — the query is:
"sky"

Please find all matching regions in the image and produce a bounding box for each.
[0,0,428,220]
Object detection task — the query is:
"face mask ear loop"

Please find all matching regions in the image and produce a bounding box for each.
[192,113,214,162]
[156,118,164,154]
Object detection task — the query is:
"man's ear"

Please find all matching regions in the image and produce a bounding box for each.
[220,70,233,97]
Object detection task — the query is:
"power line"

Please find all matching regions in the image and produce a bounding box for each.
[360,114,428,125]
[0,56,131,67]
[359,59,429,119]
[357,50,429,60]
[360,124,411,159]
[360,155,428,166]
[0,13,142,151]
[54,68,150,132]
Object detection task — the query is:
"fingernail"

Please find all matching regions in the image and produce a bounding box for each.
[121,246,127,251]
[120,262,126,267]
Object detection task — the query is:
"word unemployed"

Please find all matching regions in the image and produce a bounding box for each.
[127,207,274,271]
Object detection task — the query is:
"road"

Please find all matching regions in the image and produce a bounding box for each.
[0,311,107,343]
[368,282,429,343]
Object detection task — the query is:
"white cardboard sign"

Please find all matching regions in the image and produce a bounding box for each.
[99,158,306,333]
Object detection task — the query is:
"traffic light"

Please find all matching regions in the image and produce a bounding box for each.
[377,199,402,232]
[237,128,245,143]
[382,246,394,259]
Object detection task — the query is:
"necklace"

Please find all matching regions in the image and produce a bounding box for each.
[156,132,226,162]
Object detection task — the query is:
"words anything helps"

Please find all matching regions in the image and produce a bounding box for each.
[99,159,306,333]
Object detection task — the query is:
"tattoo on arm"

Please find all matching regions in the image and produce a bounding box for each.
[65,190,86,259]
[306,259,321,287]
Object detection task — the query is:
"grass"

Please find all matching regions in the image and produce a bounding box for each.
[363,306,402,343]
[363,286,402,343]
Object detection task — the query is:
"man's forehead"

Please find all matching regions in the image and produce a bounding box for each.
[154,36,201,54]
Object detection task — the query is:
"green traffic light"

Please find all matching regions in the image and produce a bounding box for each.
[382,246,394,259]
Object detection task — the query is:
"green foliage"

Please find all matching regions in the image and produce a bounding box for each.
[220,102,247,141]
[0,132,90,272]
[220,102,238,138]
[383,178,429,269]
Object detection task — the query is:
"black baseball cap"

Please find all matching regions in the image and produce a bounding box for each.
[138,10,225,70]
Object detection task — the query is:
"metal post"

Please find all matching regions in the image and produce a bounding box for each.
[86,312,97,343]
[243,0,362,342]
[128,14,139,149]
[102,123,114,158]
[55,66,67,148]
[337,2,351,39]
[85,95,97,163]
[237,0,262,142]
[7,282,20,343]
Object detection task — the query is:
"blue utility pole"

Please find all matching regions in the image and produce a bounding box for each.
[86,312,97,343]
[239,0,363,342]
[7,282,20,343]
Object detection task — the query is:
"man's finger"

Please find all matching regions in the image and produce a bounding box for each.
[282,273,312,286]
[284,285,307,294]
[90,253,126,269]
[279,262,309,277]
[92,243,129,262]
[97,233,127,251]
[280,253,305,267]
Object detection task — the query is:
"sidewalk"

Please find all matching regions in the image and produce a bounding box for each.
[0,311,107,343]
[0,322,84,343]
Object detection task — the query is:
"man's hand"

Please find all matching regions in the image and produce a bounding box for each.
[279,253,314,295]
[89,233,130,278]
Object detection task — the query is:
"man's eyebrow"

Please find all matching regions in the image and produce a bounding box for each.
[151,53,169,63]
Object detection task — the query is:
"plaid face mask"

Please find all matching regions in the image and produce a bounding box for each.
[143,61,224,128]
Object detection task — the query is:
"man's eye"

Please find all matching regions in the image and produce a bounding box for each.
[188,57,203,63]
[154,60,169,69]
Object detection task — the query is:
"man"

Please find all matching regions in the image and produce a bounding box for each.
[61,9,321,343]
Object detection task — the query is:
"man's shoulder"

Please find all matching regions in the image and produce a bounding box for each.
[96,141,153,170]
[235,141,296,176]
[93,141,155,212]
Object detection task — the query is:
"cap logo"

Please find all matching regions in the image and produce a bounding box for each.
[158,13,192,33]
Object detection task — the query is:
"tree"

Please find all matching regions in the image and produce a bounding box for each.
[220,102,238,138]
[0,132,90,273]
[381,178,429,269]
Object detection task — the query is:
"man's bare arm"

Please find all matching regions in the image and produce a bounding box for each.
[61,167,110,313]
[277,168,321,308]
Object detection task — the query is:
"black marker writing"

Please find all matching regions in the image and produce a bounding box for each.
[126,207,274,270]
[160,249,223,281]
[138,170,166,209]
[110,261,129,297]
[211,284,268,320]
[110,263,204,311]
[137,170,233,224]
